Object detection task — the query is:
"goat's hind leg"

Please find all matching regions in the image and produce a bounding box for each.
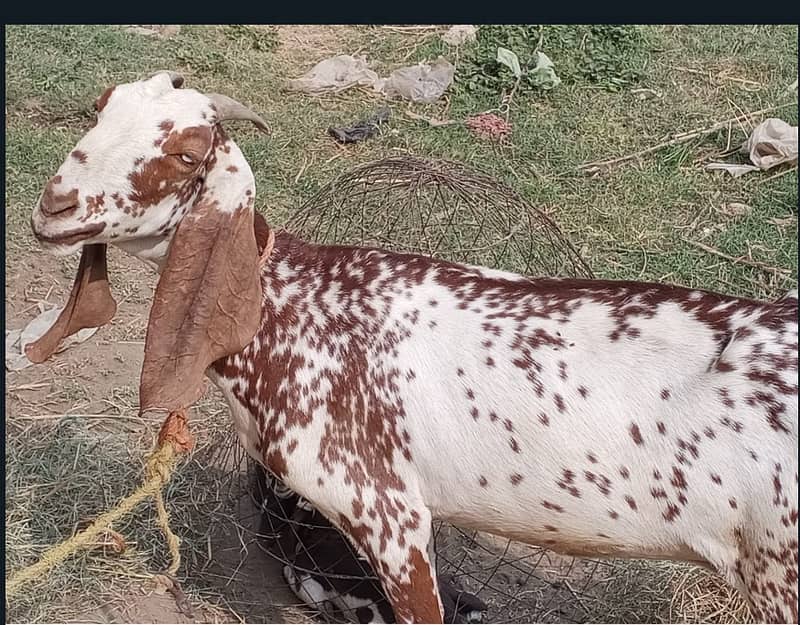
[737,528,799,624]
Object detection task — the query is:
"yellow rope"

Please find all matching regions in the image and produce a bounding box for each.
[154,490,182,577]
[6,425,185,599]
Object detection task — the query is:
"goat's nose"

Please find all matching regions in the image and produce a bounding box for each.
[40,177,80,217]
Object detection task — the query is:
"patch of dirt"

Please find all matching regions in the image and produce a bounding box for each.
[6,241,313,624]
[66,589,229,624]
[60,495,308,625]
[6,246,156,421]
[271,25,360,74]
[187,493,312,624]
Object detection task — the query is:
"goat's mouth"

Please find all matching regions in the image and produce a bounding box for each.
[33,222,106,247]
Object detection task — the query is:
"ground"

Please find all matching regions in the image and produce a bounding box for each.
[4,24,797,624]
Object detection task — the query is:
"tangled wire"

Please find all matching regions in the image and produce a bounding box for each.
[287,156,592,280]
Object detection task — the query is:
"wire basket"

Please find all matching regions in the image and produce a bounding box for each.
[285,156,593,280]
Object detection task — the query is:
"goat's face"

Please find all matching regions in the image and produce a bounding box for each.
[30,71,267,262]
[27,71,269,414]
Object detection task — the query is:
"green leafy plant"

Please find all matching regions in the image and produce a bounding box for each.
[456,25,648,99]
[577,25,646,91]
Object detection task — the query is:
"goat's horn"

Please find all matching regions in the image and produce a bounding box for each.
[207,93,270,134]
[150,70,184,88]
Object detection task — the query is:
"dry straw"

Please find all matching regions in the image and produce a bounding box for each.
[5,410,193,599]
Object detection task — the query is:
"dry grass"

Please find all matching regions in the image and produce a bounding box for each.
[668,566,752,624]
[5,385,316,623]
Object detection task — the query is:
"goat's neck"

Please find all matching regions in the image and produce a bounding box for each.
[117,130,257,273]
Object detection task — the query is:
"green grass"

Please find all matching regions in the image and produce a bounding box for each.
[6,24,797,301]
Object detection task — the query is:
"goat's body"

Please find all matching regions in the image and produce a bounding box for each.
[34,73,795,623]
[207,232,798,622]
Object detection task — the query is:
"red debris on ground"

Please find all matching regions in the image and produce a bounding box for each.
[465,113,512,141]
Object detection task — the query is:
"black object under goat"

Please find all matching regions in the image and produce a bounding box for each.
[253,464,488,624]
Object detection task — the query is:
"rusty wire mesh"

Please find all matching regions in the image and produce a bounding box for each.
[285,156,593,279]
[245,461,665,624]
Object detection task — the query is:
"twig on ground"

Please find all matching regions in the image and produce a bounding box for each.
[404,110,458,127]
[293,155,309,185]
[726,97,755,135]
[676,66,763,88]
[683,238,793,278]
[8,382,51,392]
[577,102,795,173]
[380,26,442,34]
[757,165,798,184]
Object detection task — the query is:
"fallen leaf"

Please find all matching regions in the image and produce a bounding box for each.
[718,202,753,217]
[152,574,172,595]
[95,529,127,555]
[768,215,797,228]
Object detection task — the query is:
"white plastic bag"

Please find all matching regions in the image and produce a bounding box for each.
[286,55,381,95]
[379,57,455,103]
[5,306,99,371]
[706,118,797,177]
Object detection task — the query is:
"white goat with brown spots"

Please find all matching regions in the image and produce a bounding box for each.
[27,72,798,623]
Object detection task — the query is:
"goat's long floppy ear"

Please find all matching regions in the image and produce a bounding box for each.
[25,244,117,363]
[138,191,263,414]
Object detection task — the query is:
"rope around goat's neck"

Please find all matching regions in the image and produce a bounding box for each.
[259,228,276,269]
[5,410,193,599]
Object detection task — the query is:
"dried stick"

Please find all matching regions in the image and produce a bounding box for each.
[577,102,795,172]
[683,238,793,277]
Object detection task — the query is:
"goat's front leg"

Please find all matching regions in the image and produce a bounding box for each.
[341,503,443,623]
[382,543,442,623]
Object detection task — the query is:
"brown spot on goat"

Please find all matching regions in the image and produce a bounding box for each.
[629,423,644,445]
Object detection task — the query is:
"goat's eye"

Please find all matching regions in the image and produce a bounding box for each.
[179,154,196,165]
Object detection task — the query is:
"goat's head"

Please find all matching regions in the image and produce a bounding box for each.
[27,71,269,415]
[31,70,268,260]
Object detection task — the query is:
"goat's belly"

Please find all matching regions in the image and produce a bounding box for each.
[398,349,792,564]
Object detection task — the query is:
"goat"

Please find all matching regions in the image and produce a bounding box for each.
[27,72,798,624]
[252,464,487,623]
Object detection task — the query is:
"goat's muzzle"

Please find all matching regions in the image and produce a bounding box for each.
[39,177,79,217]
[32,221,106,247]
